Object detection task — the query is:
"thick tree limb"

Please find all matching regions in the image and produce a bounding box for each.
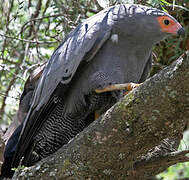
[13,51,189,179]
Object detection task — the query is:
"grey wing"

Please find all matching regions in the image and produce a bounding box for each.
[12,4,132,167]
[33,4,132,110]
[12,7,116,167]
[33,10,113,110]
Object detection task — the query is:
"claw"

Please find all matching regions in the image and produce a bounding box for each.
[127,82,142,90]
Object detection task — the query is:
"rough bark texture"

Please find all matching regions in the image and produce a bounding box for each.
[13,51,189,180]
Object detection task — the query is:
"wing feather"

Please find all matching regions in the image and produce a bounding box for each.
[34,9,113,109]
[12,7,117,167]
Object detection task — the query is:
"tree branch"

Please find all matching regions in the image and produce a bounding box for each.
[13,51,189,179]
[0,33,56,44]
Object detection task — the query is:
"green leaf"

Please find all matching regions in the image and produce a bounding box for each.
[160,0,172,5]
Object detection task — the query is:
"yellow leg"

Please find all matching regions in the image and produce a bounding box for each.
[95,82,142,94]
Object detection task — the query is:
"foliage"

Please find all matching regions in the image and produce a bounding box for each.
[157,162,189,179]
[157,130,189,179]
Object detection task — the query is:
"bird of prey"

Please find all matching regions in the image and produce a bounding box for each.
[0,4,185,179]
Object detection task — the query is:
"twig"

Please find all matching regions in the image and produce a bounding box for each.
[1,0,14,58]
[0,64,25,81]
[21,13,64,33]
[35,0,51,33]
[0,72,19,117]
[168,4,189,12]
[0,92,19,100]
[0,33,56,44]
[0,57,18,65]
[28,0,42,37]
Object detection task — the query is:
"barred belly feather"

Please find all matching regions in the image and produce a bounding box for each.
[33,98,85,159]
[24,92,118,165]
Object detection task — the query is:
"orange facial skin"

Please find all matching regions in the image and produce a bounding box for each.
[157,16,182,35]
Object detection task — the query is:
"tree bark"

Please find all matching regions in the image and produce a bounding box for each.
[13,51,189,180]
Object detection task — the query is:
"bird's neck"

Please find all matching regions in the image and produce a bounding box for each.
[109,34,153,83]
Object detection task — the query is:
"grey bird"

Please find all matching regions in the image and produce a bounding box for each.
[3,4,185,174]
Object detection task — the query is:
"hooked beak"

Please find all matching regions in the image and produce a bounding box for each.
[165,22,185,37]
[177,27,185,37]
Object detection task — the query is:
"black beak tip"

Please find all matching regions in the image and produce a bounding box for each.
[177,27,186,37]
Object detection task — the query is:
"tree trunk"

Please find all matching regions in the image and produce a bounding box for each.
[13,51,189,180]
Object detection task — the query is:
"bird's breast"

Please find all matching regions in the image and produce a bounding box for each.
[87,34,152,83]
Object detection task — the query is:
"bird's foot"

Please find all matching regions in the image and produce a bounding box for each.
[95,82,142,94]
[123,82,142,95]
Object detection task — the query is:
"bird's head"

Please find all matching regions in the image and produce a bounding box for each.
[112,4,185,45]
[156,15,185,37]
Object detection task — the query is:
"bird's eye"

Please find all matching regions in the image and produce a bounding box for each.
[164,19,170,25]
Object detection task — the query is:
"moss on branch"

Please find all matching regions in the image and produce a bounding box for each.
[13,52,189,180]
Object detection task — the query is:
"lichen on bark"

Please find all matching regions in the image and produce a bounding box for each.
[13,51,189,180]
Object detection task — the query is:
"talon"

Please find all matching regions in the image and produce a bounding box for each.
[127,82,142,91]
[124,82,142,95]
